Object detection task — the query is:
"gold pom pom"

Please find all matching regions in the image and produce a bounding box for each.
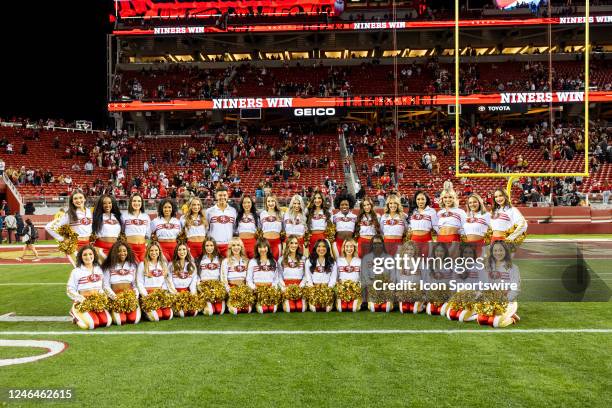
[305,285,335,307]
[172,291,203,313]
[118,232,128,244]
[108,290,139,313]
[336,281,361,301]
[325,222,336,241]
[283,284,304,301]
[474,290,509,316]
[484,228,493,245]
[198,280,227,303]
[57,224,78,255]
[75,292,109,313]
[89,233,98,244]
[367,277,395,303]
[228,285,255,310]
[395,287,425,303]
[447,290,479,311]
[140,290,171,312]
[256,286,282,306]
[505,224,527,247]
[402,228,413,243]
[255,229,264,240]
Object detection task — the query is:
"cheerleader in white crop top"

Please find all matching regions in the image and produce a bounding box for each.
[136,242,176,321]
[151,199,181,262]
[122,193,150,263]
[477,241,521,328]
[222,237,252,314]
[169,243,199,317]
[180,197,208,260]
[463,194,491,254]
[354,197,382,258]
[197,237,225,315]
[409,191,439,244]
[45,190,92,264]
[235,196,259,259]
[101,241,141,325]
[380,194,406,256]
[332,193,357,258]
[67,245,111,330]
[437,189,467,244]
[304,240,337,288]
[260,195,283,260]
[283,195,307,253]
[91,195,123,259]
[491,189,527,244]
[335,238,361,312]
[306,191,332,253]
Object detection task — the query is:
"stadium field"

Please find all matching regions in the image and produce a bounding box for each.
[0,236,610,407]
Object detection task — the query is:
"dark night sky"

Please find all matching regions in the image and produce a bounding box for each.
[0,1,113,127]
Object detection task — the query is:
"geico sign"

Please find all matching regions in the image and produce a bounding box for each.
[294,108,336,116]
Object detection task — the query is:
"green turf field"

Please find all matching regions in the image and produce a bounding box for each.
[0,236,610,407]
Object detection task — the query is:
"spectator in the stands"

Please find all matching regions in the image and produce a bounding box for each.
[3,212,17,244]
[84,160,94,175]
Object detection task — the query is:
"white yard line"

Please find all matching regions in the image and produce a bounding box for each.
[0,329,611,335]
[0,283,65,286]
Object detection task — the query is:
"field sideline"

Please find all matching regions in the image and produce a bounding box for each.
[0,235,610,407]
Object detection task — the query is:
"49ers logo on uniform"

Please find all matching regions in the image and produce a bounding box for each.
[126,219,147,226]
[113,268,133,276]
[202,263,219,270]
[88,274,102,282]
[338,266,360,273]
[233,265,247,272]
[104,219,119,225]
[79,218,92,225]
[211,215,234,224]
[150,269,163,277]
[385,219,402,226]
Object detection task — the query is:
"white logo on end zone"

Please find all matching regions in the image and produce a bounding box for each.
[294,108,336,117]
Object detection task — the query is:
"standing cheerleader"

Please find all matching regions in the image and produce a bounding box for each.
[259,195,283,260]
[181,197,208,260]
[305,190,333,253]
[169,243,199,317]
[396,241,426,314]
[235,195,259,259]
[206,186,237,258]
[332,193,357,258]
[335,238,362,312]
[101,241,141,325]
[91,194,123,259]
[122,193,150,263]
[198,238,225,315]
[136,242,176,321]
[247,238,281,313]
[436,189,467,245]
[463,194,491,256]
[491,189,528,245]
[277,235,307,312]
[354,197,382,258]
[304,239,337,312]
[283,195,307,255]
[409,191,438,256]
[45,190,92,264]
[150,199,181,261]
[477,241,521,327]
[379,194,407,256]
[221,237,252,314]
[425,242,453,316]
[67,245,111,330]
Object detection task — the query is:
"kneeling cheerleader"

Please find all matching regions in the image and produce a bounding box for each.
[424,243,453,316]
[136,242,177,322]
[102,241,141,325]
[362,235,396,313]
[221,238,254,314]
[169,243,200,318]
[198,238,226,315]
[278,235,307,313]
[475,241,521,328]
[335,239,362,312]
[304,239,337,312]
[445,244,480,322]
[395,242,426,314]
[248,239,282,313]
[67,245,111,330]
